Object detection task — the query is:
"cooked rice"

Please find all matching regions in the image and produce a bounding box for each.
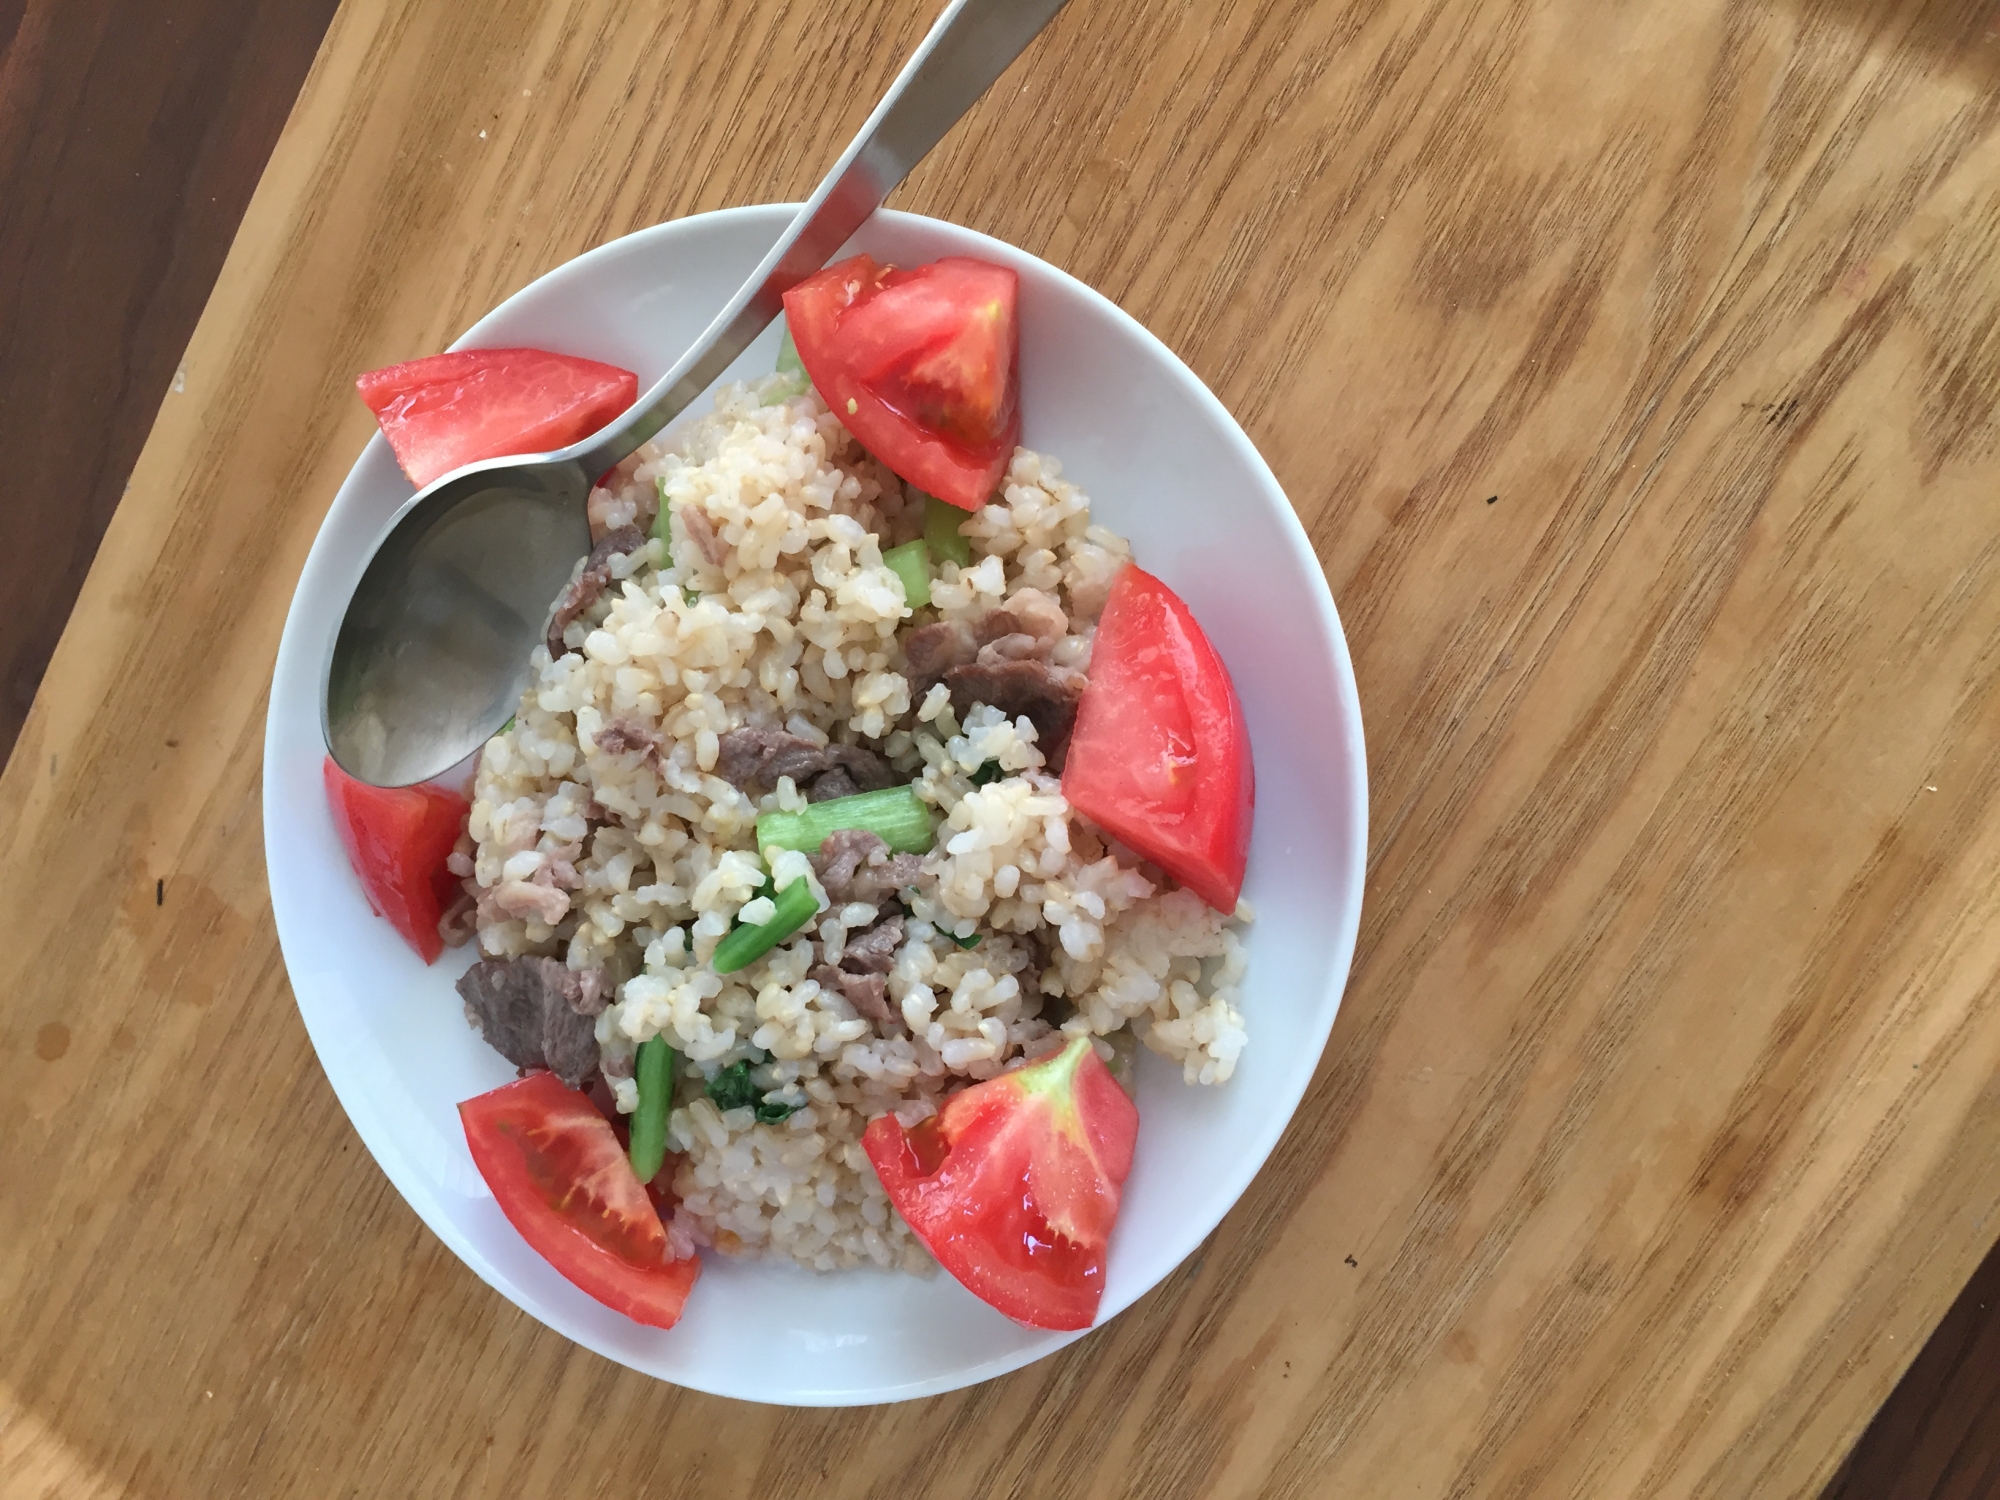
[465,374,1251,1274]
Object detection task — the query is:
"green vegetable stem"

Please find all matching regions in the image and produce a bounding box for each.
[882,539,931,608]
[711,877,820,974]
[650,476,673,548]
[628,1035,675,1183]
[923,493,974,567]
[653,477,700,604]
[756,784,934,857]
[765,327,811,403]
[776,328,807,378]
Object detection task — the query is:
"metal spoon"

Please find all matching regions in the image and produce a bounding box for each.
[324,0,1071,786]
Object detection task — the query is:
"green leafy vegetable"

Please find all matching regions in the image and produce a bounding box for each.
[711,877,820,974]
[882,539,931,609]
[705,1060,799,1123]
[705,1060,760,1112]
[628,1036,675,1183]
[756,784,935,857]
[947,930,983,950]
[498,715,516,735]
[924,493,973,567]
[968,759,1007,787]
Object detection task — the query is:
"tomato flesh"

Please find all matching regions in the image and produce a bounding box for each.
[1061,565,1254,912]
[782,255,1019,511]
[460,1072,701,1330]
[864,1035,1137,1330]
[357,347,639,490]
[322,757,468,963]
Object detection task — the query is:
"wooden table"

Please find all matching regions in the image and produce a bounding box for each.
[6,1,2000,1495]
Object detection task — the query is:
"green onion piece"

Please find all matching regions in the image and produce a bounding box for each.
[650,476,673,549]
[924,494,974,567]
[776,327,806,377]
[968,759,1006,787]
[755,1098,798,1125]
[762,327,811,404]
[948,930,982,950]
[652,478,700,604]
[882,538,931,608]
[628,1036,674,1183]
[756,784,935,857]
[711,878,820,974]
[498,715,516,735]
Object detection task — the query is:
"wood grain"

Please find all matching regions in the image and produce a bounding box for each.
[6,0,2000,1496]
[0,0,342,764]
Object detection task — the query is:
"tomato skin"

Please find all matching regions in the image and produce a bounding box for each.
[460,1073,701,1330]
[1061,565,1253,912]
[782,255,1020,511]
[321,757,468,963]
[357,347,639,490]
[864,1035,1138,1331]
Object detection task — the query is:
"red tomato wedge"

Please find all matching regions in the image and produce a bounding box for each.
[322,756,468,963]
[460,1072,701,1330]
[1061,565,1254,912]
[863,1034,1137,1330]
[356,347,638,490]
[782,254,1019,511]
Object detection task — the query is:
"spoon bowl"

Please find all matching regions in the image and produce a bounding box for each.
[323,457,592,787]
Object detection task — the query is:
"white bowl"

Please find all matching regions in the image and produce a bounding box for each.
[264,205,1367,1405]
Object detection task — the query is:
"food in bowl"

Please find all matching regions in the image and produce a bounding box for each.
[331,252,1255,1332]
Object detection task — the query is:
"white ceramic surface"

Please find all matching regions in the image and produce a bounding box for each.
[263,205,1368,1406]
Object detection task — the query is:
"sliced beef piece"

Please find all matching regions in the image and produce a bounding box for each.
[841,912,904,973]
[455,956,606,1088]
[825,745,896,794]
[945,659,1087,752]
[811,913,906,1024]
[714,727,895,802]
[807,766,860,803]
[976,632,1044,665]
[714,726,781,787]
[569,968,613,1016]
[905,591,1069,700]
[974,588,1067,654]
[436,886,479,949]
[541,1001,600,1090]
[812,964,894,1023]
[545,526,645,659]
[812,829,925,905]
[680,504,729,566]
[902,619,977,695]
[594,717,662,760]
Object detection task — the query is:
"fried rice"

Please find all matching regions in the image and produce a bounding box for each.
[459,372,1250,1274]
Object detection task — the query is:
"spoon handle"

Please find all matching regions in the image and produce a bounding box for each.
[573,0,1073,476]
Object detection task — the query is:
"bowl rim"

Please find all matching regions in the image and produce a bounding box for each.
[264,202,1368,1404]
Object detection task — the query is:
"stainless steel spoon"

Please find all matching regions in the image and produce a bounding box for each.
[324,0,1071,786]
